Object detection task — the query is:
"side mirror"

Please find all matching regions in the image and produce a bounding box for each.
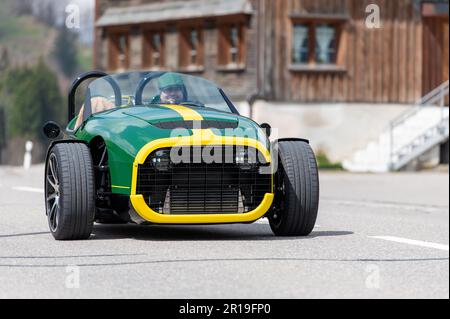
[43,121,61,139]
[260,123,272,138]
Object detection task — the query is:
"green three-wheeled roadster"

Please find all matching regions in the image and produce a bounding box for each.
[43,71,319,240]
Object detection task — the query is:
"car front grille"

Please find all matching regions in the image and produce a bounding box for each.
[136,146,272,215]
[152,120,238,130]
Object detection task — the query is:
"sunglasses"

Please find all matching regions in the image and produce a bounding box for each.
[161,85,183,93]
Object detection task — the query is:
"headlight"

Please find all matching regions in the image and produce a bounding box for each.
[151,150,171,171]
[235,148,258,170]
[235,148,247,165]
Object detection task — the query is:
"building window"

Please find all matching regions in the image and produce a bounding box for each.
[108,31,129,71]
[218,23,245,67]
[229,25,239,63]
[292,24,309,64]
[292,22,340,65]
[315,24,337,64]
[189,29,199,65]
[144,31,165,69]
[179,27,204,69]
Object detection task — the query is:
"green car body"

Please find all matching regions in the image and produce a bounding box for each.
[44,71,319,240]
[50,71,275,226]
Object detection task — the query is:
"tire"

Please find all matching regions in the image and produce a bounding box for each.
[269,141,319,236]
[45,143,95,240]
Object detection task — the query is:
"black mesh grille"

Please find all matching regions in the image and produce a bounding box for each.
[136,146,272,215]
[152,120,238,130]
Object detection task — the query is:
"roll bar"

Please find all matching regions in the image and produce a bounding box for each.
[68,71,122,123]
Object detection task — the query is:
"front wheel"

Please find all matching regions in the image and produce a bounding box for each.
[269,141,320,236]
[45,143,95,240]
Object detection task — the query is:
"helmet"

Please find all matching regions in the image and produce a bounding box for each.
[157,73,188,104]
[158,72,185,91]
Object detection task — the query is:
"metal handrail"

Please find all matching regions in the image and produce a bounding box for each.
[390,81,449,128]
[389,81,449,169]
[395,115,449,159]
[392,115,449,170]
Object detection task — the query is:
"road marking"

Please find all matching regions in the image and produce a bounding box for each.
[254,218,269,224]
[12,186,44,194]
[370,236,449,251]
[323,198,448,213]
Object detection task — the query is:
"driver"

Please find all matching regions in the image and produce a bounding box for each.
[153,73,187,105]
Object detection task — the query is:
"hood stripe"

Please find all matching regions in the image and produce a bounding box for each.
[161,104,204,121]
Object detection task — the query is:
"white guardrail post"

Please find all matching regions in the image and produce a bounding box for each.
[23,141,33,170]
[389,123,394,170]
[440,85,445,123]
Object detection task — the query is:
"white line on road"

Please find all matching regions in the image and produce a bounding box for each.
[12,186,44,194]
[254,219,269,224]
[323,198,448,213]
[370,236,449,251]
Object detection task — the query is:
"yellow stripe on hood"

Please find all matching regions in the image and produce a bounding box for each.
[161,104,204,121]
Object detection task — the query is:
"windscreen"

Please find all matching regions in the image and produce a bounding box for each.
[83,72,234,119]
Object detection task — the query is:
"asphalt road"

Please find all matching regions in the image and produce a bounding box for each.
[0,165,448,299]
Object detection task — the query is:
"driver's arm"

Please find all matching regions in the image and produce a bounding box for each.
[74,97,115,130]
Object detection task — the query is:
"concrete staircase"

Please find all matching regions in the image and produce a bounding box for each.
[343,81,449,173]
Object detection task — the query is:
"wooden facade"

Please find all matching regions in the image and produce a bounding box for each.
[94,0,449,103]
[422,2,449,94]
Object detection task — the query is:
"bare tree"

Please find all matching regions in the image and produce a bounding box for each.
[13,0,33,16]
[0,47,10,72]
[0,108,5,164]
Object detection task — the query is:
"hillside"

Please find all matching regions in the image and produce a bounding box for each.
[0,0,57,66]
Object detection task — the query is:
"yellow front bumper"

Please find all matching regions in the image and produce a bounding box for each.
[130,193,274,224]
[129,104,274,224]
